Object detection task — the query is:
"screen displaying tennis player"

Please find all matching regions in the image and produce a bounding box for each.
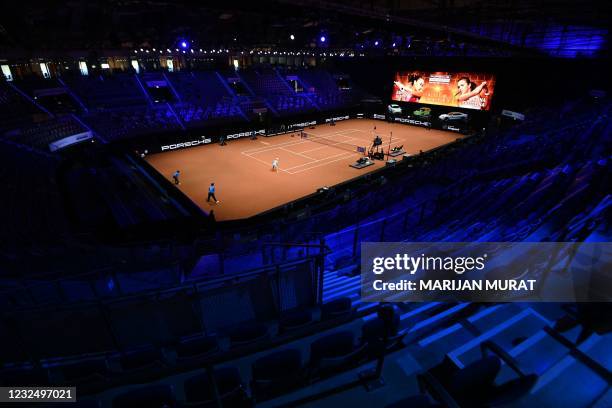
[391,71,496,111]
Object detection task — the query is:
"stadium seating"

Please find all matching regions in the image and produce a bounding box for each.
[0,85,609,406]
[184,367,247,407]
[2,115,88,150]
[251,349,304,401]
[112,385,176,408]
[62,74,148,109]
[83,105,181,141]
[0,79,48,131]
[297,68,360,110]
[0,140,68,250]
[239,66,317,116]
[2,67,368,142]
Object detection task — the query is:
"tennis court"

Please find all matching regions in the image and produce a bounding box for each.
[146,119,464,220]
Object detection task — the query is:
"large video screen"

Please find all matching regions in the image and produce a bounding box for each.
[391,71,496,111]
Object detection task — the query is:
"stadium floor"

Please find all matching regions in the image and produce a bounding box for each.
[146,119,463,220]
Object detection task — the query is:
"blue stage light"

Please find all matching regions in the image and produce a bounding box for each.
[180,41,188,48]
[320,36,326,43]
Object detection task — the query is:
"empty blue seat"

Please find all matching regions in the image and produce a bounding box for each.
[252,348,303,401]
[184,367,246,407]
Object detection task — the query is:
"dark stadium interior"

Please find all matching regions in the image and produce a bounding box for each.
[0,1,610,407]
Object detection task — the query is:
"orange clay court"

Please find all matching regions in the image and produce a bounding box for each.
[146,119,464,221]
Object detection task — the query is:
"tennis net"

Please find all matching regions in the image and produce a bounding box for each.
[301,131,366,154]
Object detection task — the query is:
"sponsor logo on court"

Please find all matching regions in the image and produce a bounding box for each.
[160,137,212,151]
[325,115,350,123]
[373,114,386,120]
[394,117,431,127]
[226,129,265,139]
[288,120,316,129]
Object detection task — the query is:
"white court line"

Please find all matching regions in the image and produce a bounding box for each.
[240,129,362,155]
[240,127,389,174]
[283,150,356,171]
[242,152,290,173]
[299,135,367,154]
[287,152,360,174]
[244,136,363,165]
[279,146,317,161]
[259,141,270,145]
[243,137,312,154]
[305,128,362,137]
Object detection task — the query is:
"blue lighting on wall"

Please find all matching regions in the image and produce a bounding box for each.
[465,23,607,58]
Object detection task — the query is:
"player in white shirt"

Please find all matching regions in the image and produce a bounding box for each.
[272,157,279,171]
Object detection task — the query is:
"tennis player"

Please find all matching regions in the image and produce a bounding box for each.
[272,157,279,171]
[207,182,219,203]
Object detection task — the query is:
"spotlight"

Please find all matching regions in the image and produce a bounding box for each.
[290,34,295,40]
[320,35,326,43]
[374,41,379,46]
[392,42,396,47]
[180,41,188,49]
